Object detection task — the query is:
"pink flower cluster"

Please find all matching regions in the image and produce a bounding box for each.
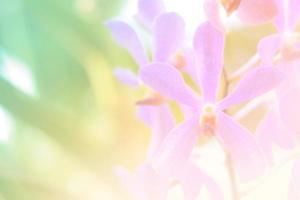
[108,0,300,199]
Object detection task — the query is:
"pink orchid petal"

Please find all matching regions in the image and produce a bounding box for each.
[217,112,266,181]
[236,0,277,25]
[153,12,185,62]
[275,0,300,31]
[140,62,200,107]
[273,0,285,31]
[113,67,139,87]
[257,34,282,65]
[289,158,300,200]
[256,108,295,165]
[137,0,165,26]
[203,0,225,33]
[193,21,225,102]
[219,67,282,110]
[287,0,300,30]
[180,164,205,200]
[262,108,295,149]
[152,116,201,178]
[107,20,148,66]
[138,104,175,159]
[116,164,169,200]
[279,87,300,134]
[181,164,223,200]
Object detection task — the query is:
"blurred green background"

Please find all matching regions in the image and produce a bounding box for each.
[0,0,150,199]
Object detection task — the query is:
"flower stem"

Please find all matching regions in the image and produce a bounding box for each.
[222,69,239,200]
[228,54,260,82]
[225,152,240,200]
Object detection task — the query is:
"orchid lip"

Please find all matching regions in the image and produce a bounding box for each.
[199,103,217,136]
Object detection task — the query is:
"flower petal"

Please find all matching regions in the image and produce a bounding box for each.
[257,34,282,65]
[193,21,225,102]
[137,0,166,26]
[289,158,300,200]
[217,112,266,181]
[236,0,277,25]
[261,108,295,149]
[180,164,223,200]
[275,0,300,31]
[256,108,295,165]
[203,0,225,32]
[153,12,185,62]
[113,67,139,87]
[278,87,300,134]
[287,0,300,30]
[138,104,175,159]
[180,164,205,200]
[219,67,282,110]
[140,62,200,107]
[107,20,148,66]
[273,0,285,31]
[152,116,201,178]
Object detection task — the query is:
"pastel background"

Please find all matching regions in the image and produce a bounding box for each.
[0,0,294,199]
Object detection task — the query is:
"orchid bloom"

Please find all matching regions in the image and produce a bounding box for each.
[258,0,300,65]
[204,0,277,31]
[136,0,166,27]
[255,0,300,159]
[107,9,186,87]
[117,104,223,200]
[140,21,282,181]
[256,60,300,158]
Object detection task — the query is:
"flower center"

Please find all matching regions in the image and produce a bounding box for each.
[199,103,217,137]
[172,53,186,70]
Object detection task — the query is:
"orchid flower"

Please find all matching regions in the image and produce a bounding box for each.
[107,10,186,87]
[204,0,277,31]
[256,60,300,153]
[235,0,278,25]
[117,104,223,200]
[253,0,300,165]
[140,21,282,181]
[258,0,300,65]
[136,0,166,28]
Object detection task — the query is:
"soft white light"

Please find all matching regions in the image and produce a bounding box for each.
[1,53,36,96]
